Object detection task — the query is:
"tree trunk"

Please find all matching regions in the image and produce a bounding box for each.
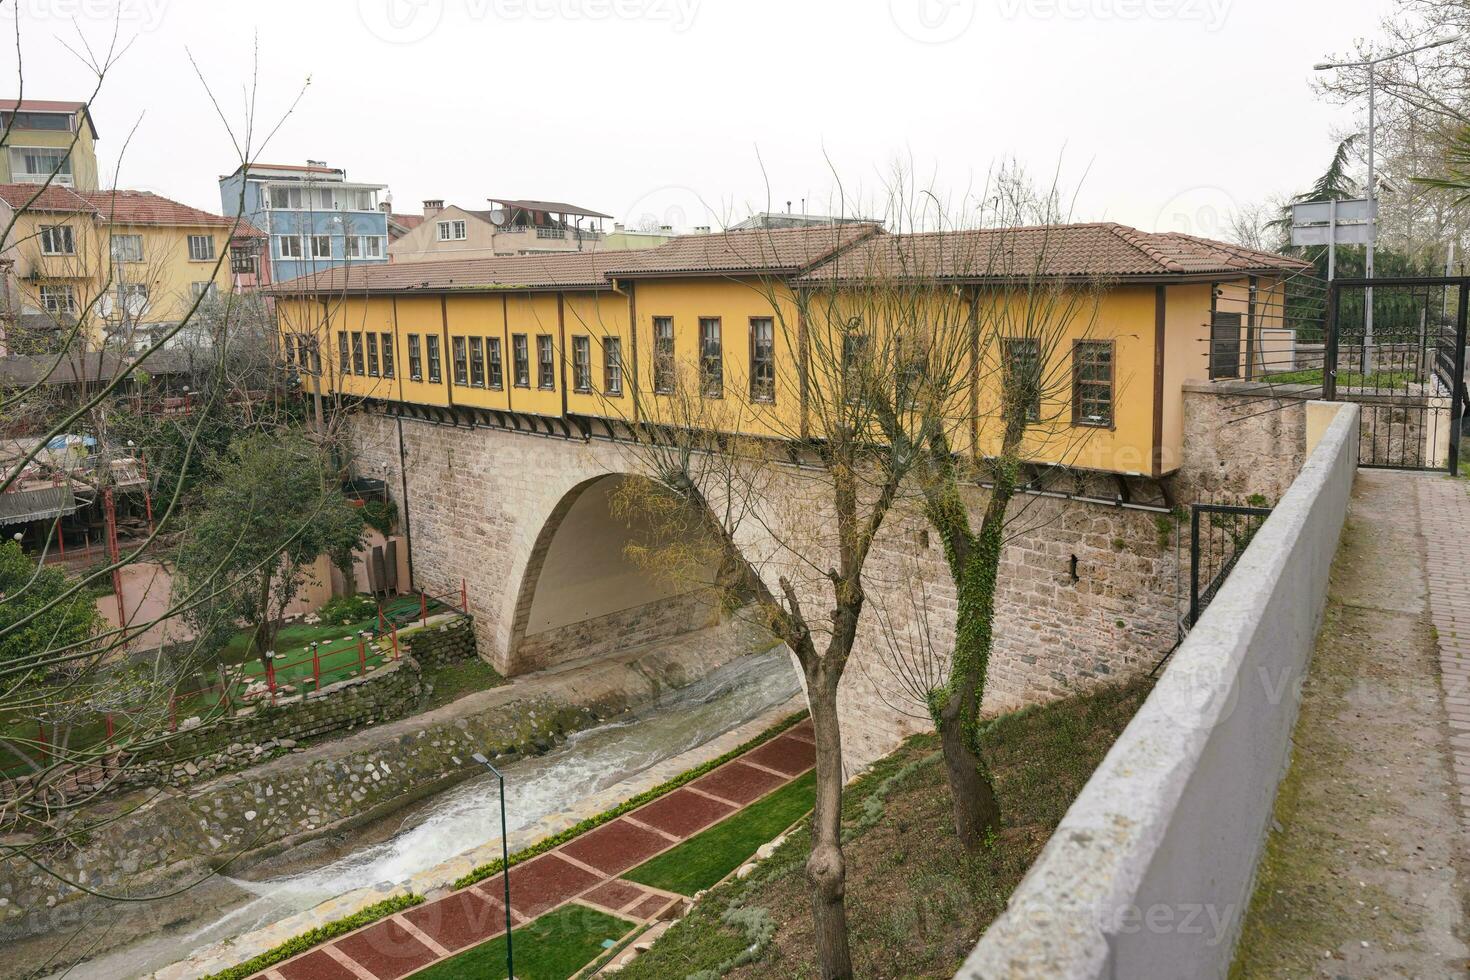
[252,570,277,670]
[937,676,1000,848]
[805,674,853,980]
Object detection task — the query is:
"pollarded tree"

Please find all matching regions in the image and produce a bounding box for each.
[173,430,365,668]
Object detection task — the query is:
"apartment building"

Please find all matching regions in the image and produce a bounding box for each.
[0,99,99,191]
[219,161,389,286]
[388,198,620,262]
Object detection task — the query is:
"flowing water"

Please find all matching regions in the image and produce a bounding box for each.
[51,649,800,980]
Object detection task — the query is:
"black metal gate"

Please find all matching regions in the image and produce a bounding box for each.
[1324,276,1469,472]
[1188,502,1272,628]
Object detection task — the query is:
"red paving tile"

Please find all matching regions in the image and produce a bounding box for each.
[275,949,359,980]
[633,787,736,838]
[692,760,787,805]
[630,893,673,920]
[334,918,438,980]
[500,853,603,917]
[559,818,672,876]
[403,888,506,952]
[743,734,816,776]
[585,878,649,912]
[787,717,815,740]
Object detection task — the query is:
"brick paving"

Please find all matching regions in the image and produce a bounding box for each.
[1422,476,1470,821]
[253,718,815,979]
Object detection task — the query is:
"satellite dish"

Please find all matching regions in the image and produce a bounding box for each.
[488,209,506,227]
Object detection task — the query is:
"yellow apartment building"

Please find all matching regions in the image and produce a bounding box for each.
[268,223,1310,479]
[0,184,246,350]
[0,99,99,190]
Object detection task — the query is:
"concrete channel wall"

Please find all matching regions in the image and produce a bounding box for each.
[960,401,1361,980]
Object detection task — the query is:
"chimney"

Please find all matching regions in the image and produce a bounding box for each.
[423,199,444,217]
[613,222,625,233]
[693,225,711,235]
[660,225,673,233]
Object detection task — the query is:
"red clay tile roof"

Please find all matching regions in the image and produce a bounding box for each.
[266,251,618,295]
[0,182,93,212]
[390,212,424,230]
[796,223,1312,283]
[606,223,882,278]
[75,190,240,227]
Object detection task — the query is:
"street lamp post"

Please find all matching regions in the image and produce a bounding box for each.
[472,752,513,979]
[1315,36,1457,375]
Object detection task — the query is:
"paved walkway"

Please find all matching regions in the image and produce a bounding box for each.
[1233,470,1470,977]
[251,718,816,980]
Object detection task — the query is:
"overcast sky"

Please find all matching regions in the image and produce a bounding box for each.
[9,0,1394,238]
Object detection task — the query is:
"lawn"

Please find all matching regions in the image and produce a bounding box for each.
[624,771,816,895]
[422,657,507,710]
[411,903,634,980]
[615,678,1152,979]
[1265,367,1415,388]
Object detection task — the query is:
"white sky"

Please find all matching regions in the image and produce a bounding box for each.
[8,0,1395,239]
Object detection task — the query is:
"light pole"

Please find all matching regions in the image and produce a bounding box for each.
[1315,36,1457,374]
[472,752,513,979]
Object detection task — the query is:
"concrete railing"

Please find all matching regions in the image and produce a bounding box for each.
[959,400,1361,980]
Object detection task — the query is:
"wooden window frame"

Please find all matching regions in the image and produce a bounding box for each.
[699,316,723,399]
[426,334,442,383]
[487,337,503,389]
[604,336,624,396]
[452,335,469,386]
[339,331,350,374]
[512,333,530,388]
[749,317,775,403]
[652,316,675,394]
[1001,336,1042,423]
[351,331,365,375]
[381,332,394,378]
[1071,339,1114,429]
[537,334,556,390]
[572,335,592,393]
[366,332,380,377]
[469,336,485,387]
[407,333,422,381]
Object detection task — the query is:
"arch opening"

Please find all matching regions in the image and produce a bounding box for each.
[507,473,740,675]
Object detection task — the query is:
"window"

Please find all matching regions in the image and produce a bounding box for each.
[278,235,303,259]
[381,332,394,378]
[653,316,674,394]
[699,317,722,397]
[39,284,75,314]
[437,220,467,241]
[366,332,380,377]
[469,336,485,386]
[513,334,530,387]
[749,317,775,402]
[110,234,143,263]
[269,187,301,209]
[537,334,555,389]
[187,235,216,261]
[1002,337,1042,422]
[408,334,422,380]
[308,235,332,259]
[452,336,469,385]
[351,331,366,375]
[1072,340,1114,427]
[9,147,71,184]
[896,333,927,410]
[115,283,148,319]
[230,246,258,274]
[604,337,624,396]
[4,112,72,132]
[39,224,74,255]
[190,281,219,301]
[339,332,351,374]
[841,329,870,404]
[487,337,503,389]
[345,235,384,259]
[572,336,591,392]
[426,334,442,383]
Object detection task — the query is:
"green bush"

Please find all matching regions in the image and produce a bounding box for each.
[362,499,398,536]
[319,593,378,625]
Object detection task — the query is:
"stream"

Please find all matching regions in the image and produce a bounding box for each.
[49,648,801,979]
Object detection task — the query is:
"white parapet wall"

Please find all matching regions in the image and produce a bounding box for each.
[959,401,1361,980]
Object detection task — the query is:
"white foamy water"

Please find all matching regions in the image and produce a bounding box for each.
[51,649,800,979]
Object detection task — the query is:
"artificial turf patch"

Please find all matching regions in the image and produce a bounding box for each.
[410,903,634,979]
[622,770,815,895]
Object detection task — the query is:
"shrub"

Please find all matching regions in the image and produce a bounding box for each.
[319,593,378,625]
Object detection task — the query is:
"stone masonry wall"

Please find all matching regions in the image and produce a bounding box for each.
[348,414,1220,769]
[517,591,717,673]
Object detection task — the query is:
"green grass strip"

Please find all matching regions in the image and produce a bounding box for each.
[412,903,634,980]
[199,894,424,980]
[452,709,808,889]
[623,770,816,895]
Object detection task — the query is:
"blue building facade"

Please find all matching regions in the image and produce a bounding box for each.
[219,162,389,286]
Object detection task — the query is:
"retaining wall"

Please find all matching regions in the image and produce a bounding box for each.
[960,401,1360,979]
